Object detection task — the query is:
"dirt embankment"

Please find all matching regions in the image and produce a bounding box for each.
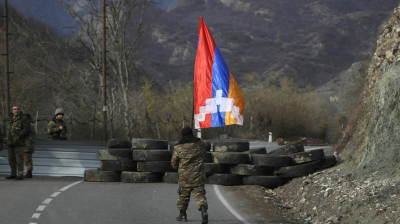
[272,161,400,224]
[265,4,400,224]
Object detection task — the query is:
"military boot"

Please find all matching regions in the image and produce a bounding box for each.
[176,210,187,222]
[24,170,33,178]
[200,206,208,224]
[5,175,16,179]
[15,175,23,180]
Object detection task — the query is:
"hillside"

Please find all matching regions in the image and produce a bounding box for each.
[271,3,400,224]
[335,2,400,177]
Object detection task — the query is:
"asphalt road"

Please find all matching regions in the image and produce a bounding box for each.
[0,176,294,224]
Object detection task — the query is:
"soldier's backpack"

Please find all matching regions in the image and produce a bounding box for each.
[24,114,36,153]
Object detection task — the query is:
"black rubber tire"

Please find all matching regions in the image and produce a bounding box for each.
[229,164,274,176]
[132,150,172,161]
[288,149,325,164]
[242,176,288,188]
[121,171,162,183]
[137,161,176,172]
[211,152,250,164]
[107,139,132,148]
[84,170,121,182]
[275,161,318,178]
[100,160,137,172]
[204,163,228,174]
[97,149,133,161]
[206,173,242,186]
[315,155,337,170]
[163,172,179,184]
[131,138,168,149]
[251,154,293,167]
[268,142,305,155]
[247,147,267,154]
[204,152,212,163]
[213,141,249,152]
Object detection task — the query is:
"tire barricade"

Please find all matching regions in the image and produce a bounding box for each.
[85,139,336,188]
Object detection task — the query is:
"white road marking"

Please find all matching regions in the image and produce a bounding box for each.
[42,198,52,204]
[30,179,84,224]
[36,205,46,211]
[51,192,61,197]
[213,185,251,224]
[59,180,83,191]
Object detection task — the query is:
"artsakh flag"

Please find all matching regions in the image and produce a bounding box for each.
[194,16,245,129]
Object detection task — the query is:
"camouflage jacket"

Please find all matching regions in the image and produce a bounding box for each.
[25,119,36,153]
[48,117,67,138]
[4,112,31,146]
[171,137,207,187]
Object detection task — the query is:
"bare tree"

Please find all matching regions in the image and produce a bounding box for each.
[55,0,159,138]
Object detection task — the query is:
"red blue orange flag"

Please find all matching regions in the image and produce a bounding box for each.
[194,16,245,129]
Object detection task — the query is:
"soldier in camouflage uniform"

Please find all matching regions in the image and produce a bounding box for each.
[4,106,31,180]
[48,108,67,140]
[23,114,36,178]
[171,126,208,224]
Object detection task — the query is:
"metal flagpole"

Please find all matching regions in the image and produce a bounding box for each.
[102,0,108,141]
[3,0,10,117]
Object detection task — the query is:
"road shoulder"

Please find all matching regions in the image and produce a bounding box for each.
[220,185,301,224]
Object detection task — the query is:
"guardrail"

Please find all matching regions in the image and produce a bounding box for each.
[0,140,106,177]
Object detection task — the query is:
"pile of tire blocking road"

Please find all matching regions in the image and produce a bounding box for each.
[85,139,337,188]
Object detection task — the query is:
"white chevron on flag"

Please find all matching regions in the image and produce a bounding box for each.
[195,90,243,128]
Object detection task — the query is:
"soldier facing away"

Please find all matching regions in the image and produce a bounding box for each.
[48,108,67,140]
[4,106,31,180]
[171,126,208,224]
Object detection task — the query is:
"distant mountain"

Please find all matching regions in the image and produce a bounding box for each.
[6,0,399,87]
[142,0,398,87]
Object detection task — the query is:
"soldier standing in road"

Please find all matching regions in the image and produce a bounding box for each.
[48,108,67,140]
[4,106,31,180]
[171,126,208,224]
[23,114,36,178]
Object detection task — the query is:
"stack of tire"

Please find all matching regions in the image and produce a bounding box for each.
[85,139,336,189]
[206,141,250,186]
[121,138,171,183]
[269,142,337,179]
[204,141,337,188]
[85,139,136,182]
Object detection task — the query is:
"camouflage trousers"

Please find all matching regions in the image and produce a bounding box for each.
[24,153,33,171]
[7,146,24,176]
[177,185,208,211]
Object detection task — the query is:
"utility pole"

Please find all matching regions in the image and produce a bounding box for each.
[102,0,108,141]
[3,0,10,117]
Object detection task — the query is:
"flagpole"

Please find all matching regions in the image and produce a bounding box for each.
[190,96,194,130]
